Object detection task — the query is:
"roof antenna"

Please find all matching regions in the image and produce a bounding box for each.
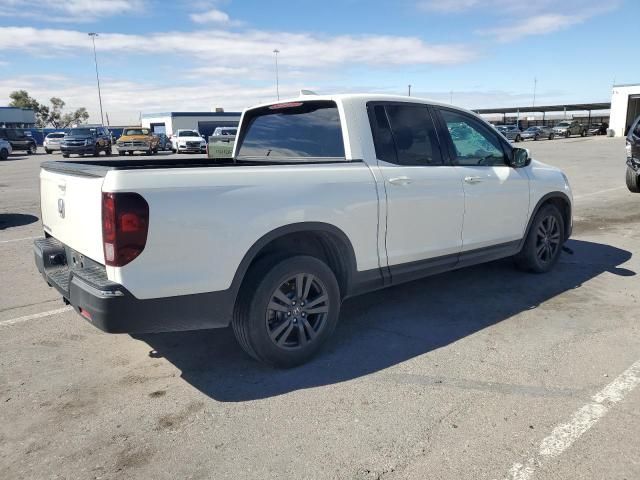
[299,89,317,96]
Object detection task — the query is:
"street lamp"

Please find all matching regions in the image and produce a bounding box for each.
[273,49,280,100]
[88,32,105,125]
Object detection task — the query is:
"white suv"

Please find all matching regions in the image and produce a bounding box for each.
[43,132,66,154]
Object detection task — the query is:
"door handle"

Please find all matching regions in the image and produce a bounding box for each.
[388,176,413,186]
[464,176,483,184]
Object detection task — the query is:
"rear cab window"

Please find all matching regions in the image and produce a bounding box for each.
[236,100,345,162]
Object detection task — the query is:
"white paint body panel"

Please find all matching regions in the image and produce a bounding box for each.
[39,94,573,302]
[102,163,380,299]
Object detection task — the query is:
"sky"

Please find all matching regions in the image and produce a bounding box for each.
[0,0,637,125]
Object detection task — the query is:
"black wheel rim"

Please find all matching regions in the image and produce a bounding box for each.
[536,215,561,263]
[265,273,329,350]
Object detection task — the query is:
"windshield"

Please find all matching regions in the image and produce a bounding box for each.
[526,127,539,131]
[178,131,199,137]
[556,122,570,127]
[123,128,150,136]
[218,128,237,135]
[47,133,65,138]
[66,128,96,137]
[237,101,345,161]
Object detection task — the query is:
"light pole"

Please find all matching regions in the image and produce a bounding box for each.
[532,77,537,107]
[273,49,280,100]
[408,84,411,97]
[88,32,105,126]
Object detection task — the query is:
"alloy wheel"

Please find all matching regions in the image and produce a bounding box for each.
[535,215,561,264]
[265,273,329,350]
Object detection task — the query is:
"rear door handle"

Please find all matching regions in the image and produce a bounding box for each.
[464,176,483,184]
[388,176,413,186]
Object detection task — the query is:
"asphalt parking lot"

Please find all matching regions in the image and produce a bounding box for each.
[1,136,638,480]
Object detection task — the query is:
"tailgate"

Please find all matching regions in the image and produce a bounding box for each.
[40,167,105,263]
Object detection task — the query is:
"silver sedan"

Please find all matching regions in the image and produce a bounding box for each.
[520,126,555,141]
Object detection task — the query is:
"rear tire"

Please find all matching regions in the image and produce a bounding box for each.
[232,255,341,368]
[515,204,565,273]
[62,153,70,158]
[515,135,521,143]
[626,166,640,193]
[45,148,51,154]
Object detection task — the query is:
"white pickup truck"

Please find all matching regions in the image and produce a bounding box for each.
[34,94,573,367]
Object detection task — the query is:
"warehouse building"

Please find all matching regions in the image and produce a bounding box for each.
[141,110,241,139]
[0,107,36,128]
[610,83,640,137]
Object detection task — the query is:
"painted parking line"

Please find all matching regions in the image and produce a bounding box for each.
[0,306,72,327]
[502,358,640,480]
[573,186,626,200]
[0,236,39,244]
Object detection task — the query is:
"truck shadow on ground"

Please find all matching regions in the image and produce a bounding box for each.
[0,213,39,230]
[136,239,633,402]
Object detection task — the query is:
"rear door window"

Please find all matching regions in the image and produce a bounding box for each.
[237,101,345,161]
[368,102,443,166]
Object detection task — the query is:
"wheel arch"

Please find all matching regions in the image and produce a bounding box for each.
[520,192,572,250]
[229,222,359,305]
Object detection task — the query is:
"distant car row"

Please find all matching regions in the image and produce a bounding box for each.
[38,126,236,157]
[494,121,608,142]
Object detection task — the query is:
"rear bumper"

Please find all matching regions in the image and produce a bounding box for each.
[34,237,233,334]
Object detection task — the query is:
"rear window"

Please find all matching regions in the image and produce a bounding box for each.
[236,101,345,161]
[47,133,65,138]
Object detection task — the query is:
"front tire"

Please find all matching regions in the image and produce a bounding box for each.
[515,204,565,273]
[515,135,521,143]
[626,166,640,193]
[62,153,70,158]
[549,133,554,140]
[0,148,8,160]
[232,255,341,368]
[45,148,51,154]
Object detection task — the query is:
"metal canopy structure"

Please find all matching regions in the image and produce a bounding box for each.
[473,102,610,115]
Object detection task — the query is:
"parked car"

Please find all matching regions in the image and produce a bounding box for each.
[208,130,236,159]
[587,123,608,136]
[43,132,66,153]
[33,94,573,367]
[171,129,207,153]
[520,126,555,141]
[553,120,587,138]
[0,138,12,160]
[60,126,113,158]
[625,115,640,192]
[116,127,159,155]
[213,127,238,136]
[495,124,523,142]
[154,133,172,151]
[0,128,37,154]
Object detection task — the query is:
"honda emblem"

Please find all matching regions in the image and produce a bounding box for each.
[57,198,65,218]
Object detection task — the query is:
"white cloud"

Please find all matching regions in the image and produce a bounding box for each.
[0,26,476,68]
[417,0,479,13]
[190,8,230,24]
[0,0,145,22]
[479,14,583,42]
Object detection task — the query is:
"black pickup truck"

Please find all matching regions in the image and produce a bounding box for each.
[0,128,37,154]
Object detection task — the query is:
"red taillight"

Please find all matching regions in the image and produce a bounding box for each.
[102,192,149,267]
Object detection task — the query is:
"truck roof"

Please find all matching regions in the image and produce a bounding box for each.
[246,93,467,113]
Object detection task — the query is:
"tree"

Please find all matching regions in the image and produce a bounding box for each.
[8,90,91,128]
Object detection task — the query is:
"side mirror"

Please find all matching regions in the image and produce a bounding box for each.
[511,147,530,168]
